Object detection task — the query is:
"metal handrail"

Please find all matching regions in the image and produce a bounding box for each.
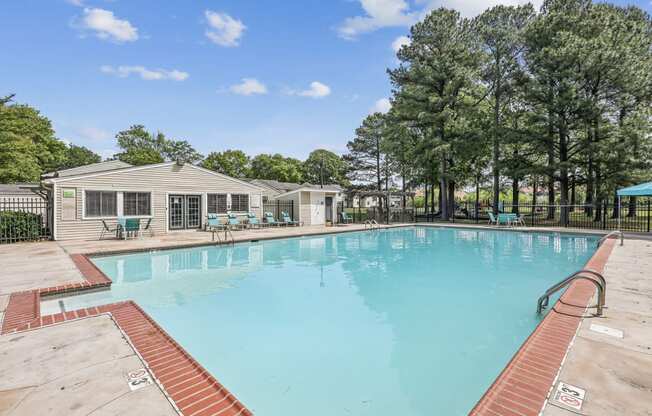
[224,227,235,245]
[210,226,235,245]
[537,269,606,316]
[597,230,624,247]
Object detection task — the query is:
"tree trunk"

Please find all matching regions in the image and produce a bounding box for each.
[440,155,448,220]
[512,178,519,214]
[628,197,637,217]
[570,173,576,212]
[611,193,620,219]
[547,118,556,220]
[448,180,455,218]
[593,166,603,223]
[475,174,480,221]
[424,177,429,214]
[585,125,594,217]
[558,118,569,226]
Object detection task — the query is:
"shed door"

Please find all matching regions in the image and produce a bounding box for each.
[310,193,325,225]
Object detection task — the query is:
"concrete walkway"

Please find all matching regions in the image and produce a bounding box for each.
[0,242,83,295]
[542,239,652,415]
[0,315,177,416]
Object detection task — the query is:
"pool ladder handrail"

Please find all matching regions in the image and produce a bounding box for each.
[211,226,235,245]
[536,269,606,316]
[364,219,380,230]
[597,230,624,247]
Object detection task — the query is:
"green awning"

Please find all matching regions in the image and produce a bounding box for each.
[617,182,652,197]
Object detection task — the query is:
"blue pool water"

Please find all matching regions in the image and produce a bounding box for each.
[46,227,596,415]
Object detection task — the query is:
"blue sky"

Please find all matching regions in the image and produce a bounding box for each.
[2,0,649,160]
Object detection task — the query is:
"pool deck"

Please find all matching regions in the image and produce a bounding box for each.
[0,223,650,415]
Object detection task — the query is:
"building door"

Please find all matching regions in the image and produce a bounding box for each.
[186,195,201,229]
[310,192,325,225]
[325,196,333,223]
[169,195,202,230]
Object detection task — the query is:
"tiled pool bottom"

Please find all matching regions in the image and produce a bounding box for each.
[42,227,597,415]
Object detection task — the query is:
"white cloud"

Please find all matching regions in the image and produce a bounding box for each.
[391,35,410,52]
[371,98,391,113]
[77,126,111,141]
[421,0,543,18]
[100,65,189,81]
[205,10,246,47]
[339,0,542,39]
[229,78,268,96]
[337,0,417,39]
[66,0,84,6]
[286,81,331,99]
[80,8,138,42]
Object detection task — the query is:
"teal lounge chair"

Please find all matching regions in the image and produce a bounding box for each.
[206,214,225,231]
[487,211,497,225]
[264,211,282,227]
[246,212,261,229]
[227,212,245,230]
[281,211,300,226]
[340,211,353,224]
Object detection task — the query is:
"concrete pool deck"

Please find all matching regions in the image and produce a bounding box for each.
[0,314,178,416]
[0,224,650,415]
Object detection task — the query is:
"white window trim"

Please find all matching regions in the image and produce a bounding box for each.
[81,189,153,220]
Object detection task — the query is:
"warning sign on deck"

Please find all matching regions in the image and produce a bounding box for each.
[552,381,586,411]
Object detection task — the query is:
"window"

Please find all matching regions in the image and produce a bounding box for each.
[208,194,227,214]
[85,191,117,217]
[123,192,151,216]
[231,194,249,212]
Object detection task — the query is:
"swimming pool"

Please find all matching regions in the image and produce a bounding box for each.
[43,226,597,415]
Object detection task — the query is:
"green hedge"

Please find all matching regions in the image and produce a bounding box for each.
[0,211,44,243]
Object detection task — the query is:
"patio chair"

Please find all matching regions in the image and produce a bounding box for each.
[246,212,262,229]
[227,212,246,230]
[263,211,282,227]
[497,213,514,226]
[206,214,226,231]
[487,211,498,225]
[99,220,119,240]
[141,218,154,236]
[281,211,300,226]
[123,218,141,239]
[340,211,353,224]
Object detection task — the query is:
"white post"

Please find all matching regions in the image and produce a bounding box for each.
[618,194,623,246]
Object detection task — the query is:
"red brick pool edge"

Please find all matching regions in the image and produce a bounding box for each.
[470,238,616,416]
[1,254,252,416]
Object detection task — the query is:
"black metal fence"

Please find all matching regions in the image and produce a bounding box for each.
[0,197,53,244]
[337,203,416,224]
[263,200,295,222]
[338,199,652,233]
[416,200,652,233]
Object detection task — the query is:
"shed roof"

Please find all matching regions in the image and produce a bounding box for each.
[42,160,132,179]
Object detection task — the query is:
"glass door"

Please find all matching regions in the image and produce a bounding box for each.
[186,195,201,229]
[169,195,185,230]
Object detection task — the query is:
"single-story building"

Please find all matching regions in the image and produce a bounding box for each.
[42,160,265,241]
[248,179,342,226]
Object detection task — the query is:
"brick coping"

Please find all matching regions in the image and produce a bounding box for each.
[469,238,616,416]
[1,254,252,416]
[2,229,618,416]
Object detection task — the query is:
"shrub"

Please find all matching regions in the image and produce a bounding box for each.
[0,211,43,243]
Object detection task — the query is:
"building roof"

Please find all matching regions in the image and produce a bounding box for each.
[248,179,342,194]
[0,183,41,195]
[42,160,132,179]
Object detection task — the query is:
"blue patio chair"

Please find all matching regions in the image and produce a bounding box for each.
[227,212,245,230]
[206,214,225,231]
[246,212,261,229]
[340,211,353,224]
[123,218,141,239]
[264,211,282,227]
[281,211,300,226]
